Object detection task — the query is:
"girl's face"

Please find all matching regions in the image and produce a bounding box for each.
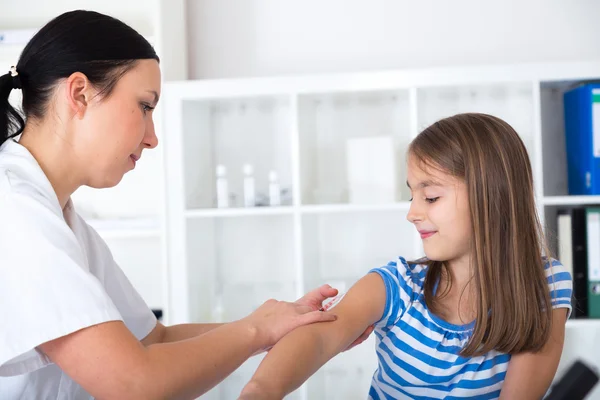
[406,156,473,266]
[74,59,161,188]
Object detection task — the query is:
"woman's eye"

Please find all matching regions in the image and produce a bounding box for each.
[425,197,440,204]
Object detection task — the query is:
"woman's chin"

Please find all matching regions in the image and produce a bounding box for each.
[88,174,124,189]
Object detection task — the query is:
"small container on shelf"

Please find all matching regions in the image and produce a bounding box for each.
[243,164,255,207]
[268,170,281,206]
[215,164,229,208]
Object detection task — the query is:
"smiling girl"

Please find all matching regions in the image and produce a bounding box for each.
[240,113,573,400]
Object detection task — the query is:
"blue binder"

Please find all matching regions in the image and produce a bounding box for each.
[564,84,600,195]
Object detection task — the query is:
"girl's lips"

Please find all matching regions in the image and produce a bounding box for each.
[419,231,436,239]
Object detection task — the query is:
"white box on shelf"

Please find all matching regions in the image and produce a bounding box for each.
[346,136,396,204]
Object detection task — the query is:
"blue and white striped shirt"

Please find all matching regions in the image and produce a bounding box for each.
[368,257,572,399]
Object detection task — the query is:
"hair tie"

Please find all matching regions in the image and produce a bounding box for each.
[9,66,22,90]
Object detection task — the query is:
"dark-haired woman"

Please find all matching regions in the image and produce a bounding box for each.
[0,10,361,399]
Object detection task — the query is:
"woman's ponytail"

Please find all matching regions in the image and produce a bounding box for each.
[0,67,24,148]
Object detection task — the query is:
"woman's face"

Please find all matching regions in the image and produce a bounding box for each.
[74,59,161,188]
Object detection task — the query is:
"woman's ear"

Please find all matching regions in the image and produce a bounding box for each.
[64,72,93,118]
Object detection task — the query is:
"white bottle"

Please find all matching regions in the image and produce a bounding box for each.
[269,170,281,206]
[243,164,255,207]
[215,165,229,208]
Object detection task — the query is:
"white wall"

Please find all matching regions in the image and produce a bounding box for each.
[187,0,600,79]
[0,0,156,36]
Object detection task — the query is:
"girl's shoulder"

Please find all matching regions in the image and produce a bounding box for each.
[373,256,429,289]
[542,257,571,278]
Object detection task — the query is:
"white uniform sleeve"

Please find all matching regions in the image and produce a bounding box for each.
[81,222,157,340]
[0,192,123,368]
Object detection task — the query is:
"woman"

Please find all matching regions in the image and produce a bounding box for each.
[0,10,369,399]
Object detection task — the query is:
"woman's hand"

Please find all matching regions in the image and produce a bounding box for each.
[243,299,337,351]
[294,284,338,310]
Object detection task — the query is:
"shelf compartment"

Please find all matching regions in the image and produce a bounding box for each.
[298,90,413,205]
[302,210,419,294]
[185,214,297,323]
[182,96,294,210]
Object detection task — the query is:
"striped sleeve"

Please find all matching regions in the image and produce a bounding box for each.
[369,257,419,328]
[545,258,573,318]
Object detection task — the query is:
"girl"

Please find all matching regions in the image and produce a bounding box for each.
[0,10,351,400]
[239,113,573,399]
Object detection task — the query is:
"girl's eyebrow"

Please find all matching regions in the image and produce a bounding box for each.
[406,179,443,189]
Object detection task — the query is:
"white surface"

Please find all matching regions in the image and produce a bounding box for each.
[558,324,600,399]
[587,212,600,281]
[187,207,294,218]
[557,214,574,278]
[86,217,160,239]
[103,235,164,310]
[544,195,600,206]
[346,136,397,204]
[0,0,155,34]
[187,0,600,79]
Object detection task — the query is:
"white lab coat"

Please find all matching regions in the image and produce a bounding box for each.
[0,140,157,399]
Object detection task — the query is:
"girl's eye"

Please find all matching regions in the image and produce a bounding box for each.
[141,103,155,114]
[425,197,440,204]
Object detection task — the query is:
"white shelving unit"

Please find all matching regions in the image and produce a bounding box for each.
[0,0,187,316]
[163,61,600,399]
[543,195,600,206]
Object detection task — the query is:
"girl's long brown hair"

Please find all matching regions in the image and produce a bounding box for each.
[409,113,552,357]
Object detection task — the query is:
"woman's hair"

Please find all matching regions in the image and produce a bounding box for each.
[409,113,552,357]
[0,10,159,147]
